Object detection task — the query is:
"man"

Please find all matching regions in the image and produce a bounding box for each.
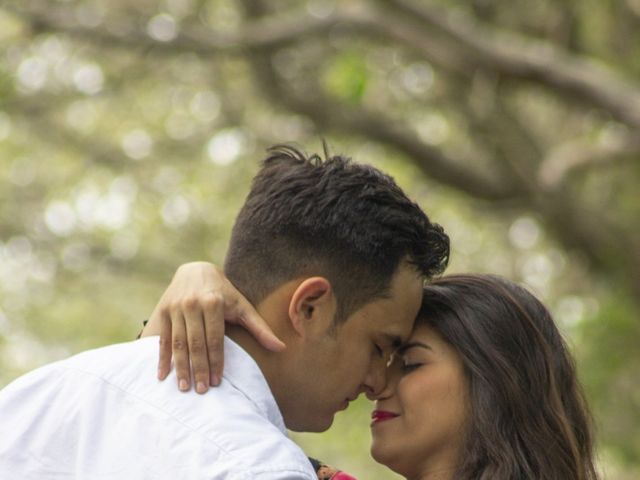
[0,144,449,479]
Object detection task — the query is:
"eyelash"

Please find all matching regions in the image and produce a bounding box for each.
[401,363,422,373]
[374,344,384,357]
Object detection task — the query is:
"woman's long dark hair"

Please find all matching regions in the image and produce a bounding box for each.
[420,274,598,480]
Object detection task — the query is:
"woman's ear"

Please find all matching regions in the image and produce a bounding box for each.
[288,277,335,337]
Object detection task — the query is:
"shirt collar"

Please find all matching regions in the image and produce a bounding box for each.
[222,336,287,434]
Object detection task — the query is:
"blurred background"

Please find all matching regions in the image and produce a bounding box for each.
[0,0,639,478]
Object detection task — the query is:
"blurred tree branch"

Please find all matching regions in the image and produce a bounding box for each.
[243,1,640,301]
[5,0,640,299]
[539,133,640,188]
[384,0,640,129]
[12,1,640,128]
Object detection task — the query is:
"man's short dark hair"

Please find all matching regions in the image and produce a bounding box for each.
[224,144,449,322]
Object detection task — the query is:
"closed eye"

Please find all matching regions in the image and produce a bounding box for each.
[401,363,422,374]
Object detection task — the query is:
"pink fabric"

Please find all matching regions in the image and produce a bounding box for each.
[332,473,357,480]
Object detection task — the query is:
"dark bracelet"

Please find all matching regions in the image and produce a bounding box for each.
[135,319,149,340]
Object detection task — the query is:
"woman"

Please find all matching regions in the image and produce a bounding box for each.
[371,274,598,479]
[142,264,599,480]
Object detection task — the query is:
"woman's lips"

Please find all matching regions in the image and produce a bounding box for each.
[371,410,399,424]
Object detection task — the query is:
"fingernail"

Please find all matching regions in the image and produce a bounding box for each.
[196,382,207,394]
[211,374,220,386]
[179,379,189,391]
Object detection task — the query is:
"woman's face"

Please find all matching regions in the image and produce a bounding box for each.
[370,322,468,479]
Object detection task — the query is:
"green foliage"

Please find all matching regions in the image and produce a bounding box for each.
[323,51,369,103]
[577,292,640,466]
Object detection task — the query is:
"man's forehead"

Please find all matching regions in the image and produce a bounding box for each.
[365,288,419,324]
[352,301,413,338]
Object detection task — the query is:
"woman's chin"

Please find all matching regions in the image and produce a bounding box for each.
[370,443,404,476]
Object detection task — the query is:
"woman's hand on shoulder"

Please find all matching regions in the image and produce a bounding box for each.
[141,261,285,394]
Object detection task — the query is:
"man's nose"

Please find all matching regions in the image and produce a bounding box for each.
[363,360,389,400]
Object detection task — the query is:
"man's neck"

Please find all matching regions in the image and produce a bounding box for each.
[226,324,290,413]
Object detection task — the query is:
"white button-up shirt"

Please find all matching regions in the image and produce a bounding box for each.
[0,336,317,480]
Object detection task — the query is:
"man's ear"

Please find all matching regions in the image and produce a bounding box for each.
[288,277,335,337]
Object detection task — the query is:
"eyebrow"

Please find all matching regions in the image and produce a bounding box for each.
[396,341,433,355]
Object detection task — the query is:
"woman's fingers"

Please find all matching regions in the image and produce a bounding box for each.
[157,310,173,380]
[147,262,285,393]
[183,296,211,394]
[225,281,286,352]
[239,305,286,353]
[203,293,225,387]
[171,309,191,392]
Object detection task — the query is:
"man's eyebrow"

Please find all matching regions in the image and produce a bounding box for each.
[396,341,433,355]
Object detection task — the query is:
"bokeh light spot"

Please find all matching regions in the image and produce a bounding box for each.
[509,217,540,250]
[147,14,178,42]
[45,201,77,237]
[122,129,153,160]
[207,128,246,166]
